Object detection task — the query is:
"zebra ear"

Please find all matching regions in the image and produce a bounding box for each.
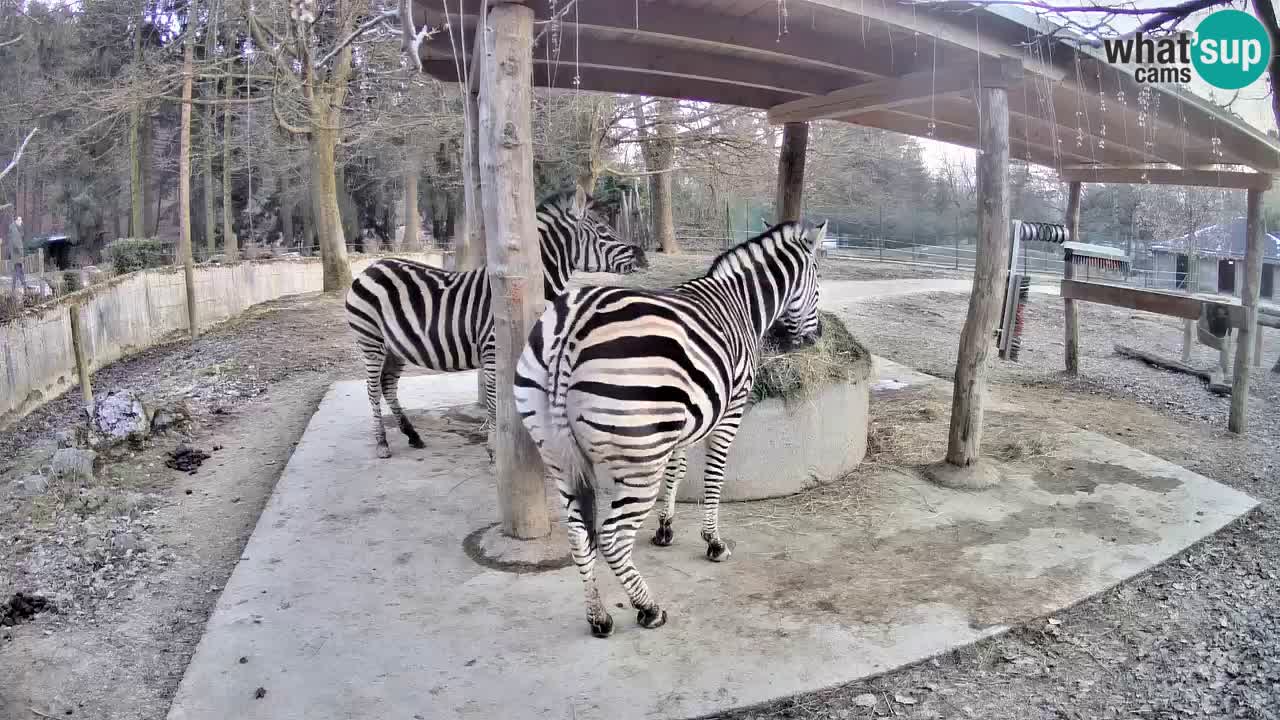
[808,220,829,256]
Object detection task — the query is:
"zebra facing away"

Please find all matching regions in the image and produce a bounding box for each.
[344,192,647,458]
[514,220,827,637]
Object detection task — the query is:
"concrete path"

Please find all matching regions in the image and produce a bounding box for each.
[167,367,1257,720]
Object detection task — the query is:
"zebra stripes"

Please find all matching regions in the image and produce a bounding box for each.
[344,192,646,458]
[513,220,827,637]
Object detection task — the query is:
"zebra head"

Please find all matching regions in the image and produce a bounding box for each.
[771,220,827,350]
[563,193,647,275]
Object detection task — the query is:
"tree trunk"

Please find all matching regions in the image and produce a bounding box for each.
[634,97,679,253]
[945,82,1012,468]
[775,122,809,222]
[650,172,678,253]
[479,0,549,540]
[141,116,156,236]
[1063,180,1082,374]
[459,2,486,270]
[179,33,197,339]
[1229,188,1265,433]
[309,123,352,293]
[222,79,237,261]
[128,9,145,237]
[203,105,217,256]
[280,191,295,250]
[402,147,420,250]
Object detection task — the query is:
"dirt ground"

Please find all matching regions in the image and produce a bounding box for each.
[1,253,1276,719]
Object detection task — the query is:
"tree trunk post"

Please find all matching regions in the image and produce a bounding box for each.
[943,60,1018,470]
[68,304,93,408]
[310,123,353,293]
[479,0,550,540]
[179,34,198,339]
[1229,186,1266,433]
[402,148,421,250]
[1063,180,1082,374]
[222,79,238,261]
[775,121,809,222]
[460,0,486,271]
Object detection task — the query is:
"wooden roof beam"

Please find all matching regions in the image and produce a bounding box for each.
[767,58,1021,125]
[1058,166,1273,190]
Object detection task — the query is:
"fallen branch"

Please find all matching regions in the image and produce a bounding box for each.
[1114,344,1230,396]
[0,127,37,183]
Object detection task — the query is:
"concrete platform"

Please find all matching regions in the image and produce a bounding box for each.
[167,369,1257,720]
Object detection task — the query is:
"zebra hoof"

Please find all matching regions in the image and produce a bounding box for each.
[407,436,425,449]
[651,520,675,547]
[589,614,614,638]
[706,540,732,563]
[376,444,392,459]
[637,606,667,629]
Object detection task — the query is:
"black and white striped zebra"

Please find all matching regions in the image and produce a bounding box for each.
[514,220,827,637]
[344,192,646,458]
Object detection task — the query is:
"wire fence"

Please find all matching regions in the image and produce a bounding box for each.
[674,231,1206,292]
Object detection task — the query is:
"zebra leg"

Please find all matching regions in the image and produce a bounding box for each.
[562,490,612,638]
[360,346,391,459]
[650,449,687,547]
[700,424,742,562]
[481,340,497,463]
[599,462,668,629]
[380,356,424,449]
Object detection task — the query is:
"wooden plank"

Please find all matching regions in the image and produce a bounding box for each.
[68,304,93,408]
[774,122,808,221]
[1058,166,1273,191]
[1114,344,1231,396]
[479,0,550,539]
[1063,181,1082,375]
[946,82,1010,468]
[1060,280,1204,320]
[767,65,978,124]
[425,30,855,99]
[1229,187,1265,434]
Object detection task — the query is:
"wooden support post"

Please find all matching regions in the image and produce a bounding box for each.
[1062,181,1082,375]
[461,0,487,405]
[1182,320,1193,363]
[479,0,550,539]
[1254,326,1263,367]
[1229,187,1265,433]
[775,122,808,222]
[68,305,93,408]
[944,64,1016,469]
[178,31,198,340]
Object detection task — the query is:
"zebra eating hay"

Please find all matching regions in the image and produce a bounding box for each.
[344,192,647,458]
[514,220,827,637]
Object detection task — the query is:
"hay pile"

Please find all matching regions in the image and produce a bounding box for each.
[750,311,870,404]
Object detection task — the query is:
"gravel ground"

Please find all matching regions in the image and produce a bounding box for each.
[2,253,1277,719]
[706,290,1280,720]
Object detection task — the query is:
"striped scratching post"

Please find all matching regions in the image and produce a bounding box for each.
[998,221,1068,362]
[997,221,1131,361]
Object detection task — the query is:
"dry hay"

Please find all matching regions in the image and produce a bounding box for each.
[750,311,870,404]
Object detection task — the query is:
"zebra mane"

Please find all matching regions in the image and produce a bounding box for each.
[706,221,804,278]
[538,191,601,219]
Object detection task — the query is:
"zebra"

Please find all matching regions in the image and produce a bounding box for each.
[344,192,647,458]
[514,219,827,637]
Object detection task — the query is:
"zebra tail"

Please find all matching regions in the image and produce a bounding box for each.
[545,323,598,549]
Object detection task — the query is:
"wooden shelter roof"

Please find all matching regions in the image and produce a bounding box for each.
[415,0,1280,178]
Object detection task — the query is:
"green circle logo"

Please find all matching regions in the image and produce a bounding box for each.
[1192,9,1272,90]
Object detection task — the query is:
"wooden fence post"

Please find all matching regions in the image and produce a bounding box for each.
[480,0,550,540]
[1063,180,1082,374]
[1229,186,1266,433]
[68,304,93,407]
[942,58,1019,474]
[775,122,809,222]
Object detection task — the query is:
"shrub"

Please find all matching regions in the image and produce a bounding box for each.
[107,238,172,274]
